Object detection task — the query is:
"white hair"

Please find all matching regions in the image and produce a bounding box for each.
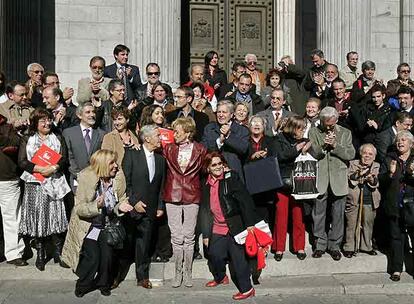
[26,62,43,73]
[319,106,339,121]
[244,53,257,62]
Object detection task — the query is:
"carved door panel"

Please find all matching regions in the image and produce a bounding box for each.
[189,0,273,78]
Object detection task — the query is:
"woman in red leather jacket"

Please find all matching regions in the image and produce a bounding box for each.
[163,117,207,288]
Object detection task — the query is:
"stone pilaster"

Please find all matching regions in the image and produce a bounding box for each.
[402,0,414,68]
[274,0,296,62]
[125,0,181,88]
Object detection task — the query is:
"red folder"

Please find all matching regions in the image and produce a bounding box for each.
[159,128,175,148]
[31,144,62,182]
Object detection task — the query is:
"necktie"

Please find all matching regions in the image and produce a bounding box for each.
[84,128,91,153]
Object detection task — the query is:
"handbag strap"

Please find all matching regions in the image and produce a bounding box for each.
[224,178,228,195]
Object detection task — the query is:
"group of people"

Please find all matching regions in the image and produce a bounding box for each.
[1,43,414,300]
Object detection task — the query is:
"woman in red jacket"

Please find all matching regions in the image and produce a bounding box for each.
[163,117,207,288]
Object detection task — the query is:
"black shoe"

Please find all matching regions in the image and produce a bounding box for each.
[74,289,86,298]
[0,256,5,263]
[312,250,325,258]
[343,251,355,258]
[59,260,70,268]
[6,258,28,266]
[53,234,64,264]
[329,250,342,261]
[34,238,46,271]
[274,253,283,261]
[361,250,377,256]
[390,273,401,282]
[193,252,203,260]
[100,289,111,296]
[252,269,261,285]
[296,252,307,260]
[159,256,170,263]
[152,255,162,263]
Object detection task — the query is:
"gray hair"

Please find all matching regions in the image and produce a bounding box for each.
[217,100,235,114]
[395,130,414,144]
[76,102,94,116]
[248,115,267,129]
[362,60,376,71]
[310,49,324,58]
[319,106,339,121]
[245,53,257,62]
[27,62,43,73]
[359,143,377,156]
[139,124,158,143]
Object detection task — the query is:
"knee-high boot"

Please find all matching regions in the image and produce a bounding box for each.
[183,249,194,288]
[171,249,183,288]
[35,238,46,271]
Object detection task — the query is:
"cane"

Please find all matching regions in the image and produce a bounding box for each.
[354,186,364,253]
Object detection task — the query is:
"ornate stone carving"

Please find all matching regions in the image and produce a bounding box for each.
[241,19,260,39]
[193,18,211,38]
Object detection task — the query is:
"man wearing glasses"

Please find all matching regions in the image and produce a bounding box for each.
[25,63,44,108]
[386,63,414,98]
[135,63,172,104]
[245,54,266,95]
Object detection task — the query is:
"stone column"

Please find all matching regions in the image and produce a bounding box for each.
[316,0,371,69]
[274,0,296,62]
[402,0,414,67]
[125,0,181,87]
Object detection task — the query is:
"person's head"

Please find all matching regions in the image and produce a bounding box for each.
[325,64,339,82]
[359,144,377,166]
[305,97,321,119]
[266,69,283,88]
[190,81,205,100]
[397,86,414,111]
[202,151,228,177]
[310,49,325,68]
[139,124,161,151]
[283,115,306,140]
[371,84,387,107]
[174,86,194,109]
[362,61,376,80]
[152,82,170,103]
[394,112,413,131]
[90,149,119,178]
[249,115,266,137]
[172,117,196,143]
[232,62,247,81]
[27,63,44,85]
[42,86,61,110]
[332,78,346,100]
[76,102,96,127]
[111,106,130,132]
[140,104,164,127]
[216,100,234,125]
[204,51,219,68]
[6,81,27,105]
[346,51,359,68]
[280,55,294,65]
[270,88,286,111]
[395,130,414,155]
[319,106,339,130]
[42,72,60,89]
[0,71,6,94]
[146,63,161,85]
[29,107,53,136]
[108,79,125,103]
[89,56,105,80]
[189,64,204,82]
[113,44,130,65]
[397,63,411,81]
[234,102,250,124]
[245,54,258,71]
[237,73,252,94]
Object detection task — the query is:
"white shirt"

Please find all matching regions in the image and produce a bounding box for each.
[0,93,8,104]
[143,145,155,182]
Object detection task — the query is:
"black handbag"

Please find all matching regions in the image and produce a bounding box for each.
[222,178,241,217]
[102,217,126,249]
[403,197,414,228]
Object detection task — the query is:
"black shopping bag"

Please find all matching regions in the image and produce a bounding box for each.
[291,153,319,200]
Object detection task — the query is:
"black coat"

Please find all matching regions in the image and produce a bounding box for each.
[199,171,259,239]
[245,135,277,163]
[273,133,301,179]
[226,91,266,115]
[104,63,142,104]
[122,148,165,220]
[374,127,397,164]
[204,69,228,98]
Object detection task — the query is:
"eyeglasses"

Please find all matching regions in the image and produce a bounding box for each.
[39,119,52,124]
[113,89,125,93]
[147,72,160,76]
[32,70,44,74]
[400,69,411,73]
[45,81,60,86]
[247,61,257,65]
[15,93,27,97]
[210,162,223,168]
[91,65,104,70]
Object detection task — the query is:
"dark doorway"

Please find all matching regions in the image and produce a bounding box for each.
[0,0,55,82]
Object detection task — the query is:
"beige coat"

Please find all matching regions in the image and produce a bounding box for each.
[346,160,381,209]
[61,167,128,270]
[101,129,139,164]
[76,77,111,105]
[0,100,34,127]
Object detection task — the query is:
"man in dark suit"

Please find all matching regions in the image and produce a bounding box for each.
[62,102,106,192]
[166,86,209,142]
[202,100,249,180]
[104,44,141,104]
[374,112,413,164]
[397,86,414,116]
[226,73,266,115]
[218,62,247,99]
[122,124,165,289]
[257,88,295,137]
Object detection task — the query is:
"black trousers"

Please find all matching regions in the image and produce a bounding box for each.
[135,216,154,281]
[151,214,172,259]
[208,233,252,293]
[75,232,113,293]
[389,215,414,273]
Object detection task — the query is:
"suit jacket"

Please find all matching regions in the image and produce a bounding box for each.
[226,91,266,115]
[201,121,249,180]
[257,108,295,137]
[162,142,207,204]
[76,77,111,105]
[122,148,165,220]
[165,109,209,142]
[104,63,142,104]
[374,127,396,164]
[62,125,106,187]
[309,124,355,196]
[134,82,173,103]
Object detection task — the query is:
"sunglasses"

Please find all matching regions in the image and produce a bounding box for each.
[147,72,160,76]
[210,162,223,168]
[91,65,104,70]
[400,70,411,73]
[32,70,44,74]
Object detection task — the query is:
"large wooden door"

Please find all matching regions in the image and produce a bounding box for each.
[189,0,273,77]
